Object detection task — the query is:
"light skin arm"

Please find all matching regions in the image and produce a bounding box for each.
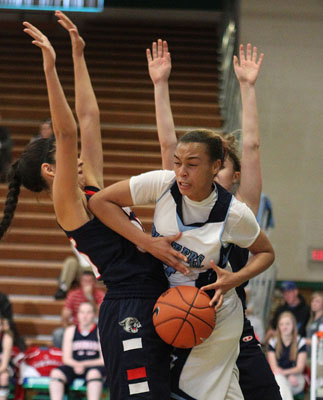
[267,350,284,375]
[147,39,177,170]
[88,180,189,274]
[62,326,79,368]
[55,11,103,189]
[0,332,13,374]
[23,22,88,230]
[200,230,275,307]
[234,44,264,215]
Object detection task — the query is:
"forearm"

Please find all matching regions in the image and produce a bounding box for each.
[240,83,260,148]
[154,81,177,170]
[73,53,100,122]
[44,66,77,138]
[63,356,78,368]
[89,197,152,250]
[79,357,104,368]
[233,250,274,287]
[238,82,262,214]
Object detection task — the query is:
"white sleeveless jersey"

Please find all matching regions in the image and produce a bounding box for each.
[130,170,260,288]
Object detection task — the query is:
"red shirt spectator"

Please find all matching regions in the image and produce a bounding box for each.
[62,272,105,326]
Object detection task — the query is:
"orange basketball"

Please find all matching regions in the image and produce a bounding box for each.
[152,285,215,348]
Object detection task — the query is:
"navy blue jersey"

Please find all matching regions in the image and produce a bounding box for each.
[63,187,168,298]
[72,324,101,362]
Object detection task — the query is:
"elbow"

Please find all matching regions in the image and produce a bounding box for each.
[77,106,100,122]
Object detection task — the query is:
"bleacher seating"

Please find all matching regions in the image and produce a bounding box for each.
[0,14,222,346]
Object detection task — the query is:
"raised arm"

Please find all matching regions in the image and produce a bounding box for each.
[147,39,177,170]
[23,22,88,229]
[234,44,264,215]
[55,11,103,189]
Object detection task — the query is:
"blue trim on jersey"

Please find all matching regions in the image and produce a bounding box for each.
[156,185,171,203]
[175,213,201,232]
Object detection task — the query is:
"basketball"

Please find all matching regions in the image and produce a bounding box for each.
[152,285,215,348]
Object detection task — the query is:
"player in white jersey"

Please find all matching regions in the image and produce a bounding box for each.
[146,39,282,400]
[89,129,275,400]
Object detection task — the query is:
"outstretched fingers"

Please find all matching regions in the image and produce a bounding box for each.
[55,10,76,31]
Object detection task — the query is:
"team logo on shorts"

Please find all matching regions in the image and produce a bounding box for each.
[119,317,142,334]
[242,335,253,342]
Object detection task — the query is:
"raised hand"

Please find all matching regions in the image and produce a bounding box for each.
[200,260,241,308]
[147,39,171,85]
[23,22,56,70]
[55,10,85,56]
[233,43,264,86]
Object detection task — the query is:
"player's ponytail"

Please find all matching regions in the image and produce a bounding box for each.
[0,137,56,240]
[0,160,22,240]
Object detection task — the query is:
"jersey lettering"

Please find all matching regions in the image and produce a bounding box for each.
[152,224,205,269]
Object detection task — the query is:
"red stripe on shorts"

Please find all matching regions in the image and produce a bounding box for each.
[127,366,147,380]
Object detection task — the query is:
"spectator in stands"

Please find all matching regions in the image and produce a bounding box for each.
[306,291,323,356]
[267,311,307,400]
[30,118,54,142]
[0,119,12,183]
[0,313,13,400]
[0,292,25,351]
[54,245,92,300]
[53,272,104,348]
[49,302,105,400]
[266,281,311,342]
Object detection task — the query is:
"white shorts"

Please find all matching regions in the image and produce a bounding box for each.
[171,289,244,400]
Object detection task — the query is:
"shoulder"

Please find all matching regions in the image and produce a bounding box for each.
[64,325,76,338]
[297,335,307,352]
[131,170,175,186]
[66,288,82,300]
[268,337,277,351]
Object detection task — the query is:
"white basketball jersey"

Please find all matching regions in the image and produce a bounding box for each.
[153,181,235,288]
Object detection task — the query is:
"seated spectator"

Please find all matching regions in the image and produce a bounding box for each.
[266,281,311,342]
[0,314,14,400]
[54,245,92,300]
[267,311,307,400]
[0,292,25,351]
[53,272,105,348]
[30,118,54,142]
[0,124,12,183]
[306,291,323,356]
[49,302,105,400]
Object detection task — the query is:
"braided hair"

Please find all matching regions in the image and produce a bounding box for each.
[0,137,55,240]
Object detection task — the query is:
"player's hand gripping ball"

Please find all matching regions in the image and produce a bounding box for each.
[152,286,215,348]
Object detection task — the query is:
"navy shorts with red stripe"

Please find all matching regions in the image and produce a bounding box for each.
[98,296,172,400]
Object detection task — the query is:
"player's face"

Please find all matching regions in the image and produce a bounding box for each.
[311,295,323,313]
[78,303,95,326]
[174,142,221,202]
[215,157,240,191]
[39,122,53,138]
[278,316,294,336]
